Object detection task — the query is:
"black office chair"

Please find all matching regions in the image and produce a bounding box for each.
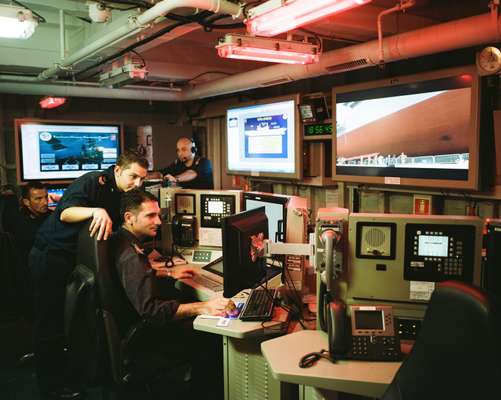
[381,280,501,400]
[0,193,22,322]
[65,221,191,398]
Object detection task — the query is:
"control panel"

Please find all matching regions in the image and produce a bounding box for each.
[192,250,212,263]
[404,223,476,283]
[200,194,236,228]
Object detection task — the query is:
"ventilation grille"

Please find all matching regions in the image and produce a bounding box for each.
[325,58,369,72]
[259,76,292,87]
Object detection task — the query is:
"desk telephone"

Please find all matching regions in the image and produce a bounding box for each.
[327,301,402,361]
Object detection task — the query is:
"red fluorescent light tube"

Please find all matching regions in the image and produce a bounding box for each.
[218,45,319,64]
[217,33,320,64]
[247,0,372,37]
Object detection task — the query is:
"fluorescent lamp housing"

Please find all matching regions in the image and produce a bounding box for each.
[246,0,372,37]
[216,33,320,64]
[0,4,38,39]
[99,62,148,88]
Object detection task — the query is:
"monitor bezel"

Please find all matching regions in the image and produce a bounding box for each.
[222,207,269,298]
[243,191,288,243]
[15,118,124,184]
[331,65,481,190]
[225,94,302,180]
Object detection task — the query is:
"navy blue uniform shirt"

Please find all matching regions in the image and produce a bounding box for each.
[160,156,214,189]
[35,166,121,254]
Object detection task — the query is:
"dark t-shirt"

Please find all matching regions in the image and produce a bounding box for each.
[35,166,122,254]
[114,227,180,327]
[160,156,214,189]
[12,208,52,265]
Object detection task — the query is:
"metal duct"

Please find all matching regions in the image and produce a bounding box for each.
[0,11,500,100]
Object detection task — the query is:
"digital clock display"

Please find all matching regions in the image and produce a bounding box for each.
[304,122,332,136]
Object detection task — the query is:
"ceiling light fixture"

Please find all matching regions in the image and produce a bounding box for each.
[39,96,67,109]
[99,58,148,88]
[246,0,372,37]
[217,34,320,64]
[0,4,38,39]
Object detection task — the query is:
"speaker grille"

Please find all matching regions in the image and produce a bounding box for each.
[365,227,385,247]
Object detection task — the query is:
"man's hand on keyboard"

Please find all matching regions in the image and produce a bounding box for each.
[200,296,230,315]
[155,265,198,279]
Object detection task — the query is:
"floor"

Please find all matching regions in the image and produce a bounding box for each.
[1,317,372,400]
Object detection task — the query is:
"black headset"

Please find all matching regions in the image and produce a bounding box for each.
[189,138,197,154]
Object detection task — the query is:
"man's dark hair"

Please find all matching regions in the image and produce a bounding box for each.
[20,181,47,200]
[120,190,158,219]
[117,149,149,170]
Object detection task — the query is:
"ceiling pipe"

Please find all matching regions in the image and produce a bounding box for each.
[0,81,181,101]
[1,11,501,101]
[179,10,501,100]
[377,0,416,66]
[26,0,243,82]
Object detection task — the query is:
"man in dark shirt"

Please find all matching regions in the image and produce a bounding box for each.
[29,150,148,399]
[116,190,228,398]
[160,137,214,189]
[13,182,52,320]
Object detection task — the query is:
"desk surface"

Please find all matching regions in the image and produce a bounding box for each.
[261,330,401,398]
[194,306,288,339]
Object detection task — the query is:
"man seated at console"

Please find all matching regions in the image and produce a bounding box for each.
[159,137,214,189]
[115,190,228,398]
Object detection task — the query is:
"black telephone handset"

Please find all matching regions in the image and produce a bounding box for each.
[326,298,350,358]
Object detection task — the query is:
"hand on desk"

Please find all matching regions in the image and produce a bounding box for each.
[200,296,231,315]
[155,265,198,279]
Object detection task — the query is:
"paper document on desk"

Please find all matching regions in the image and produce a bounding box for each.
[409,281,435,301]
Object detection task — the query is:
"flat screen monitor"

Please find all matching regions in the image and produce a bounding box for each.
[243,192,288,243]
[15,119,123,183]
[332,66,481,190]
[47,186,67,209]
[222,207,269,298]
[226,95,301,179]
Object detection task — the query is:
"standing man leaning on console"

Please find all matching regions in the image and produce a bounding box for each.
[116,190,228,399]
[160,136,214,189]
[29,150,148,400]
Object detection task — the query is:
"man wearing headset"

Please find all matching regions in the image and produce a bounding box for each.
[160,137,214,189]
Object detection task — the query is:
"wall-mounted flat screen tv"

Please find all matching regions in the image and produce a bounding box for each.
[15,119,123,183]
[332,66,481,190]
[226,94,301,180]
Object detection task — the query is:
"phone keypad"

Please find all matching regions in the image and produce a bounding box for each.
[350,336,402,361]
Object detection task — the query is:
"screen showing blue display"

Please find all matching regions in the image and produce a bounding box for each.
[47,186,67,208]
[227,99,297,177]
[18,121,121,181]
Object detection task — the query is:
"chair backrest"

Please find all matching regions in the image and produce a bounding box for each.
[0,194,21,321]
[381,280,501,400]
[72,221,141,386]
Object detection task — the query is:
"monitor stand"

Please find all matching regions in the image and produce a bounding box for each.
[254,266,282,289]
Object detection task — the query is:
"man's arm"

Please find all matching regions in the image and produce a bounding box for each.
[117,250,181,325]
[60,207,112,240]
[174,169,197,183]
[173,297,230,319]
